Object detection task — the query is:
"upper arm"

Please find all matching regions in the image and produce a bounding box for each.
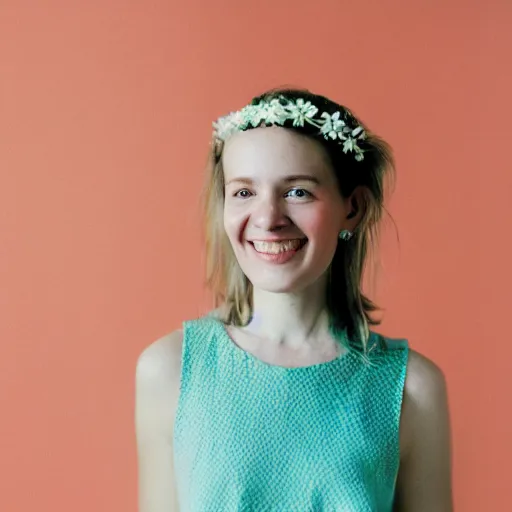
[135,329,184,512]
[394,349,453,512]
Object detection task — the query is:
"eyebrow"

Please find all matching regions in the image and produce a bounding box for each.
[225,175,321,186]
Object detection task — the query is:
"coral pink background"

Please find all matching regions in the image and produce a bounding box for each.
[1,1,510,510]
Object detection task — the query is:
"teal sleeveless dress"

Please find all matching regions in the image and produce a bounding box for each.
[173,315,409,511]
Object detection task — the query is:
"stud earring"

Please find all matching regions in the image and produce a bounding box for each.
[339,230,353,241]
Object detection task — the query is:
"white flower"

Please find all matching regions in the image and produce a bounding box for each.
[213,114,233,139]
[289,99,319,127]
[343,138,356,153]
[212,96,366,161]
[231,110,246,126]
[246,102,266,127]
[351,126,365,138]
[265,99,288,124]
[320,111,346,140]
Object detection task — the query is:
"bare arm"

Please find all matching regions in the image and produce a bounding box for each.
[394,350,453,511]
[135,329,184,512]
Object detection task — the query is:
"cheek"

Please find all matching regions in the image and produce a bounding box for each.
[300,206,338,240]
[223,206,245,243]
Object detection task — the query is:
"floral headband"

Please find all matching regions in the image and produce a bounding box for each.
[212,96,367,162]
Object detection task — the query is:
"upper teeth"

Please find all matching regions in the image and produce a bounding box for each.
[252,239,305,254]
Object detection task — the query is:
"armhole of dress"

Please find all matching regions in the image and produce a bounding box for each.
[381,335,409,352]
[367,332,409,355]
[383,335,409,422]
[393,337,410,494]
[373,333,410,495]
[174,319,194,431]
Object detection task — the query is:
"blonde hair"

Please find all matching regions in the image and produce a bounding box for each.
[200,87,396,356]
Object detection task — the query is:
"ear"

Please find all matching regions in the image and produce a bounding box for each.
[346,198,358,219]
[346,192,360,219]
[344,187,366,228]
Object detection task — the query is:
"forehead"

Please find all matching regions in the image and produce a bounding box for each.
[222,126,334,183]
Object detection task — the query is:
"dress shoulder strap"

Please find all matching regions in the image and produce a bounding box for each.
[367,330,409,353]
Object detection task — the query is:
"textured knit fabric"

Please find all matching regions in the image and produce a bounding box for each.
[173,315,409,512]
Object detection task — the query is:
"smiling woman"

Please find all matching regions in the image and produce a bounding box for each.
[205,90,395,347]
[135,87,453,512]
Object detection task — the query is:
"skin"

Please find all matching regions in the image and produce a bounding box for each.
[222,126,363,351]
[135,126,453,511]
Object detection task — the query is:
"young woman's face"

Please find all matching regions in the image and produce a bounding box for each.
[222,126,351,294]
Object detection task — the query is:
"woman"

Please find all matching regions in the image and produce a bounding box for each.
[135,87,453,511]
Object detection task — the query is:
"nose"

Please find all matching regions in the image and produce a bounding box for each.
[251,193,290,232]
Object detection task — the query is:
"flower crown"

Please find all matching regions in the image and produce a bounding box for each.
[212,96,367,162]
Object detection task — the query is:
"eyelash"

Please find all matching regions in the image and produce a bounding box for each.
[233,188,312,199]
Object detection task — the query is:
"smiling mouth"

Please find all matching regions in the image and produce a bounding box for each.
[249,238,308,254]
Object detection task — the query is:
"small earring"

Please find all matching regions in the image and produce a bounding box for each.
[339,229,353,241]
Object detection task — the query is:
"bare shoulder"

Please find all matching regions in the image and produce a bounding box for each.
[404,348,448,403]
[136,329,184,384]
[135,328,184,432]
[396,348,453,510]
[401,349,449,452]
[135,329,184,512]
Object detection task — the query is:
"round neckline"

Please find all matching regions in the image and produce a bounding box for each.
[211,317,356,372]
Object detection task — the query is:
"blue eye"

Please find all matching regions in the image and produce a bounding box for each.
[286,188,311,199]
[234,189,252,198]
[232,188,312,199]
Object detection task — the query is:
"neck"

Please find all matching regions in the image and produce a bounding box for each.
[246,276,332,349]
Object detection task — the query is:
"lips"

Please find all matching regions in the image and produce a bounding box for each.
[250,238,308,254]
[248,238,308,264]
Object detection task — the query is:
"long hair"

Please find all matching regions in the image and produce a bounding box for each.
[200,86,396,356]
